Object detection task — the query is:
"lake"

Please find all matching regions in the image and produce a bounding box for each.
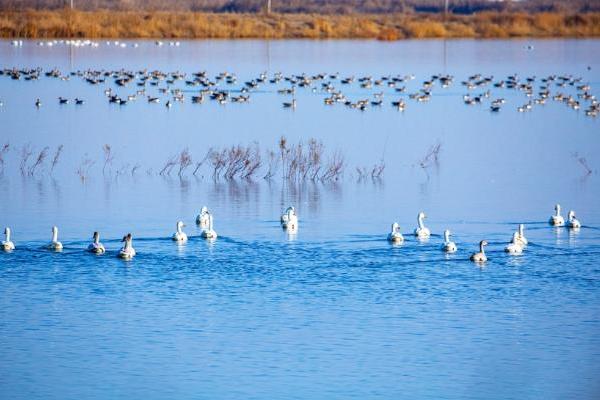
[0,39,599,399]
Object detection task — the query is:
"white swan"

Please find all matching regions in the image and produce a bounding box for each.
[567,211,581,229]
[515,224,528,246]
[201,213,218,240]
[442,229,457,253]
[47,226,63,251]
[549,204,565,226]
[172,221,188,242]
[87,231,105,254]
[387,222,404,243]
[281,206,298,230]
[414,211,431,239]
[196,206,210,228]
[118,233,136,259]
[505,232,524,255]
[2,227,15,251]
[470,240,488,262]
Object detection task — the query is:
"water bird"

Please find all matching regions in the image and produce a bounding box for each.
[283,99,296,109]
[118,233,136,259]
[2,227,15,251]
[281,206,298,230]
[87,231,106,254]
[414,212,430,239]
[505,232,524,255]
[470,240,488,263]
[58,97,69,104]
[47,226,63,251]
[172,221,188,242]
[387,223,404,243]
[196,206,210,228]
[75,98,85,105]
[442,230,457,253]
[35,98,42,108]
[200,214,217,240]
[549,204,565,226]
[567,211,581,229]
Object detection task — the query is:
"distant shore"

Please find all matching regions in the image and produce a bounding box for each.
[1,10,599,40]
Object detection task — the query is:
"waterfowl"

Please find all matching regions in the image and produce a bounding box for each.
[118,233,136,259]
[281,206,298,230]
[172,221,188,242]
[283,99,296,109]
[87,231,105,254]
[470,240,488,262]
[35,98,42,108]
[568,211,581,229]
[47,226,63,251]
[505,232,524,255]
[2,227,15,251]
[414,211,430,239]
[387,222,404,243]
[549,204,565,226]
[196,206,210,227]
[200,214,217,240]
[442,229,457,253]
[515,224,528,246]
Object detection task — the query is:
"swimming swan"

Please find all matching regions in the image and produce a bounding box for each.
[118,233,136,259]
[2,227,15,251]
[387,222,404,243]
[172,221,188,242]
[567,211,581,229]
[470,240,488,262]
[549,204,565,226]
[281,206,298,230]
[442,229,457,253]
[87,231,106,254]
[47,226,63,251]
[201,214,218,240]
[196,206,210,228]
[515,224,528,246]
[505,232,524,255]
[414,212,431,239]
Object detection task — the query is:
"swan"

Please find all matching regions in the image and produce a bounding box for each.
[515,224,528,246]
[201,214,218,240]
[172,221,188,242]
[505,232,524,255]
[118,233,136,259]
[470,240,488,262]
[281,206,298,230]
[567,211,581,229]
[47,226,63,251]
[196,206,210,228]
[387,222,404,243]
[442,229,457,253]
[87,231,105,254]
[414,212,431,239]
[549,204,565,226]
[2,227,15,251]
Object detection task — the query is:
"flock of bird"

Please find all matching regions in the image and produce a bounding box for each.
[1,204,582,263]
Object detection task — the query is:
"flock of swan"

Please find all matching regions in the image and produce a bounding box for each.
[1,204,582,263]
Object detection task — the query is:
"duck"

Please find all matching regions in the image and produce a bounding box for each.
[470,240,488,263]
[505,232,524,255]
[172,220,188,242]
[283,99,296,109]
[47,226,63,251]
[2,227,15,251]
[118,233,136,259]
[567,211,581,229]
[515,224,528,246]
[414,211,431,239]
[196,206,210,228]
[87,231,105,254]
[200,213,218,240]
[387,222,404,243]
[442,229,457,253]
[281,206,298,230]
[35,98,42,108]
[549,204,565,226]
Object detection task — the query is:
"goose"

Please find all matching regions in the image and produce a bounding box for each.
[118,233,136,259]
[281,206,298,230]
[567,211,581,229]
[505,232,524,255]
[47,226,63,251]
[2,227,15,251]
[87,231,106,254]
[172,221,188,242]
[515,224,528,246]
[387,222,404,243]
[549,204,565,226]
[196,206,210,227]
[414,212,430,239]
[470,240,488,262]
[200,214,217,240]
[442,229,457,253]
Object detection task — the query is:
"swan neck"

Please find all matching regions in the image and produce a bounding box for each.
[444,231,449,242]
[480,242,485,253]
[5,229,10,242]
[52,229,58,242]
[418,214,424,229]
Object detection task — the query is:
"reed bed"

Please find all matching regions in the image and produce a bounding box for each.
[1,10,599,39]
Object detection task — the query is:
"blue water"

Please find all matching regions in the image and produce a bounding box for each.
[1,39,600,399]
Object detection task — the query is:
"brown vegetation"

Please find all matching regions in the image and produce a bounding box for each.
[0,10,599,39]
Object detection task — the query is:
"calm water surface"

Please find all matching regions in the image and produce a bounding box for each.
[1,39,599,399]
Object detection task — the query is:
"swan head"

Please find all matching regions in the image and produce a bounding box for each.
[201,206,208,214]
[93,231,99,241]
[480,240,488,247]
[418,211,426,220]
[177,220,185,230]
[52,226,58,234]
[391,222,399,232]
[568,210,576,220]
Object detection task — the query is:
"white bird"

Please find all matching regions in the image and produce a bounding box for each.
[172,221,188,242]
[281,206,298,230]
[515,224,528,246]
[2,227,15,251]
[549,204,565,226]
[505,232,524,255]
[414,211,431,239]
[118,233,136,259]
[196,206,210,228]
[47,226,63,251]
[87,231,105,254]
[201,213,218,240]
[442,229,457,253]
[470,240,488,263]
[387,222,404,243]
[568,210,581,229]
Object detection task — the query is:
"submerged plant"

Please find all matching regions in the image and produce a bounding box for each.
[19,144,33,175]
[0,143,9,174]
[50,144,64,174]
[28,146,49,176]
